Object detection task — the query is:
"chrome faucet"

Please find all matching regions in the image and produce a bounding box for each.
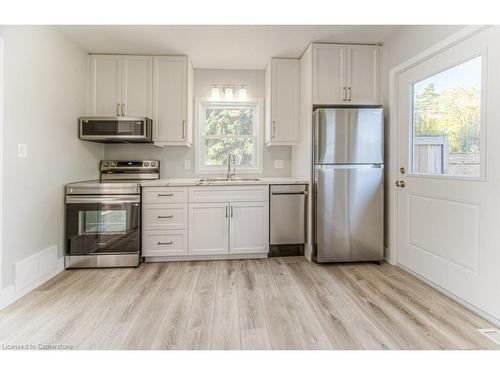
[226,154,236,180]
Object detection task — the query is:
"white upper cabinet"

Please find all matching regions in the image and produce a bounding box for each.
[265,58,300,146]
[311,44,380,105]
[89,55,123,116]
[346,45,380,105]
[122,56,153,117]
[312,45,346,105]
[153,56,193,146]
[89,55,153,117]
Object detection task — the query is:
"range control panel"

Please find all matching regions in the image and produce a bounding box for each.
[100,160,160,172]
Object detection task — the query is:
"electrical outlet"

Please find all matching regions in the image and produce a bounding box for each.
[274,159,284,169]
[18,144,28,158]
[184,160,191,170]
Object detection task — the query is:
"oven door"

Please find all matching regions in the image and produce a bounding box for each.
[65,195,140,255]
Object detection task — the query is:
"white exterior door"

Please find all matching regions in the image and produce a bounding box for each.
[153,56,187,143]
[312,44,346,105]
[229,202,269,254]
[122,56,153,117]
[346,45,379,104]
[396,27,500,322]
[189,203,229,255]
[89,55,122,116]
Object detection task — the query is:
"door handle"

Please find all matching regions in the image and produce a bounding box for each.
[395,180,406,188]
[116,103,120,116]
[343,87,347,101]
[182,120,186,139]
[157,241,173,245]
[230,206,234,217]
[225,206,228,218]
[157,215,174,219]
[157,193,174,197]
[347,87,352,101]
[121,103,125,116]
[272,120,276,139]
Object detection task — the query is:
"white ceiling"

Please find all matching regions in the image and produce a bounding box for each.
[59,25,401,69]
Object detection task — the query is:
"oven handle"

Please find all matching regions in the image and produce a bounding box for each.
[66,195,140,204]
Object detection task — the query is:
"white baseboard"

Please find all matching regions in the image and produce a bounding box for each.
[145,253,268,262]
[0,245,64,310]
[397,263,500,329]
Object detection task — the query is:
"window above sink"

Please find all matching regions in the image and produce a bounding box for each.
[195,98,263,175]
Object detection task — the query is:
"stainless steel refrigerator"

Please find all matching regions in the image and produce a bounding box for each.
[313,107,384,263]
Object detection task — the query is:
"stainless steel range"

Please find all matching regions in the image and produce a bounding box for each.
[65,160,159,268]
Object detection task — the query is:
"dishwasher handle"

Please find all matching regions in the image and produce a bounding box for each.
[271,191,308,196]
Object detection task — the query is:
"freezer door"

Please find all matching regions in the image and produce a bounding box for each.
[314,164,383,262]
[314,108,383,164]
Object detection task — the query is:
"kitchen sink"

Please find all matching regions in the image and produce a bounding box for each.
[197,177,262,183]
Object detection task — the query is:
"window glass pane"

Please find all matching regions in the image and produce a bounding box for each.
[412,56,481,177]
[204,107,254,136]
[204,137,255,167]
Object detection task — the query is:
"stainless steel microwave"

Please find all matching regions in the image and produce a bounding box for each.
[79,117,153,143]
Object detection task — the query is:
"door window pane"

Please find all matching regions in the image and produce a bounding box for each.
[412,56,481,177]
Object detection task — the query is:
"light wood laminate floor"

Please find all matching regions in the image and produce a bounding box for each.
[0,257,498,349]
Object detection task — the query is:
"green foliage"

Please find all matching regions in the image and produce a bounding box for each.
[413,83,480,153]
[203,107,255,166]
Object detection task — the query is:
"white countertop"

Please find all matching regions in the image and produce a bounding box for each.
[140,177,309,187]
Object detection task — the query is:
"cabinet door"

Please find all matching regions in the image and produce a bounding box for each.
[89,55,122,116]
[153,56,187,144]
[268,59,300,145]
[189,203,229,255]
[346,45,380,105]
[122,56,153,117]
[229,202,269,254]
[312,45,346,105]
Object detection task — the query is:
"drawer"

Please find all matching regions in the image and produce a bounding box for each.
[143,204,188,230]
[142,187,188,204]
[142,230,188,257]
[189,185,269,203]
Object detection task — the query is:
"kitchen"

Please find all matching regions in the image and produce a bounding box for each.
[1,12,500,368]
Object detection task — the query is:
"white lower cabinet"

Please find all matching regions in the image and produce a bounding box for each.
[142,186,269,259]
[143,230,188,257]
[229,202,269,254]
[189,203,229,255]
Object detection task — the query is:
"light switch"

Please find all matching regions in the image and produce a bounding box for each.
[184,160,191,170]
[274,159,284,169]
[18,144,28,158]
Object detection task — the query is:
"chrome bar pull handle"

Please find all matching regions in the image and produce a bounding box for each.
[157,215,174,219]
[230,206,234,217]
[182,120,186,139]
[225,206,228,218]
[157,241,173,245]
[116,103,120,116]
[348,87,352,101]
[157,193,174,197]
[272,120,276,139]
[342,87,347,101]
[121,103,125,116]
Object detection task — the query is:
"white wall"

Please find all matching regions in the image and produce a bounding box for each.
[105,68,292,177]
[0,26,104,288]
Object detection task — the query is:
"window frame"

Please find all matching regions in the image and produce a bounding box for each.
[195,98,263,175]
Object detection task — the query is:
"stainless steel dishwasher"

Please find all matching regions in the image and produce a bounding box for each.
[269,184,307,257]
